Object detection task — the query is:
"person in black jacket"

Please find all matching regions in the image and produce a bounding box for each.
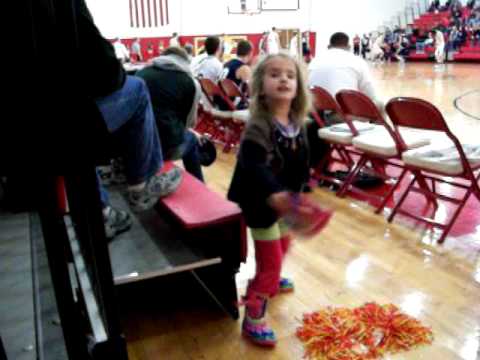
[136,47,204,181]
[76,0,182,239]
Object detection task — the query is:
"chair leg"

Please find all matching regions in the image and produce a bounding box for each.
[375,168,408,215]
[337,156,367,197]
[388,174,417,223]
[416,173,438,208]
[437,187,474,244]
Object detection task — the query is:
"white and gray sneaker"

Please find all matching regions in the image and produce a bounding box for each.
[128,167,183,212]
[103,206,132,240]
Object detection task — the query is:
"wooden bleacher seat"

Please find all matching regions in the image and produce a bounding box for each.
[107,166,246,319]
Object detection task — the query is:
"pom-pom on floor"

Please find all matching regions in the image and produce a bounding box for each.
[296,302,433,360]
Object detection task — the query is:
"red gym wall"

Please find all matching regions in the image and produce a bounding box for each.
[114,32,316,61]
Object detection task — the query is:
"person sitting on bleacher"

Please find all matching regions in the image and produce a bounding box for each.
[136,47,205,182]
[192,36,224,82]
[78,0,182,222]
[429,0,440,12]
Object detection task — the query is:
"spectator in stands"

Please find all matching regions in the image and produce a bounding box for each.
[223,40,253,91]
[78,0,182,225]
[353,34,361,55]
[113,37,130,63]
[192,36,224,82]
[169,32,180,47]
[429,0,440,12]
[131,37,143,62]
[309,32,382,114]
[267,27,281,54]
[136,47,204,182]
[442,0,452,11]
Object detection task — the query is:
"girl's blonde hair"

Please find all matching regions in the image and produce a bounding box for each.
[249,52,312,125]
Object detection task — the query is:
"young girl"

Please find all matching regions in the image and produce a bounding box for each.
[227,53,312,347]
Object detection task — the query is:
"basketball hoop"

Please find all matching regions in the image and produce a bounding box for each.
[243,9,260,16]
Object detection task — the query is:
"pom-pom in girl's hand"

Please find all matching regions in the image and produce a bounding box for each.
[268,191,293,216]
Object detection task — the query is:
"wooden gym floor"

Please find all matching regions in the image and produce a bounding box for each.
[122,63,480,360]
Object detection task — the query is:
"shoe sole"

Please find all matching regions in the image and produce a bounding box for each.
[241,332,277,347]
[106,221,132,241]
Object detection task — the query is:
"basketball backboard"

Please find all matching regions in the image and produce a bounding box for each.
[227,0,261,14]
[260,0,299,11]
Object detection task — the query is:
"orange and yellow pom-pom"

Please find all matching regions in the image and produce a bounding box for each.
[296,303,433,360]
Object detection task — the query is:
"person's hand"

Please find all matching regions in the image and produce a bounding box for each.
[268,191,292,215]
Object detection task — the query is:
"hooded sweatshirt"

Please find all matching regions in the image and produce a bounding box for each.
[136,54,201,153]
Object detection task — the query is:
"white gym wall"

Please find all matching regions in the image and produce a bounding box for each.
[86,0,415,50]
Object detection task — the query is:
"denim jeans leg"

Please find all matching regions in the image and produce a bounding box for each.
[96,170,110,208]
[95,75,163,185]
[180,130,204,182]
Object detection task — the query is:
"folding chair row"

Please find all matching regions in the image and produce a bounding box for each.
[311,86,480,243]
[196,78,250,152]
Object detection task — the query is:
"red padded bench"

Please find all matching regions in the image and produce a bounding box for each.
[154,166,247,319]
[160,168,245,230]
[156,164,247,261]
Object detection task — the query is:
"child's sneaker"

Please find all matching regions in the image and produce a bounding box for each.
[279,277,294,293]
[103,206,132,239]
[241,294,277,347]
[128,168,183,212]
[242,316,277,347]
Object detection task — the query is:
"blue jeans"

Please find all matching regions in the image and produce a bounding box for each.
[96,170,110,208]
[95,75,163,185]
[166,130,204,182]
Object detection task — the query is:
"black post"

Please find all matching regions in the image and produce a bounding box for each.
[37,177,90,360]
[64,169,128,359]
[0,333,7,360]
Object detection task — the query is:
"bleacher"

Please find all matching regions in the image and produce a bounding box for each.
[407,7,480,62]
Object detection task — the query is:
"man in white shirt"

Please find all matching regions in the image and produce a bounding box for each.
[169,32,180,47]
[267,27,280,54]
[289,31,299,58]
[309,32,380,108]
[113,38,130,63]
[192,36,224,82]
[433,30,445,64]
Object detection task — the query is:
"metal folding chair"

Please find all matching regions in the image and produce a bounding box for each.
[386,97,480,243]
[220,78,249,109]
[310,86,364,188]
[335,90,430,213]
[198,78,246,152]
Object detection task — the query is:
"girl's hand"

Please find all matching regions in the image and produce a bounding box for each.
[268,191,292,215]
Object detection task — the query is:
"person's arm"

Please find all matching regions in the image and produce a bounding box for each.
[236,65,252,84]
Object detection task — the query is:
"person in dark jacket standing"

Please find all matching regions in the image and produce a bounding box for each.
[136,47,204,181]
[227,53,312,347]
